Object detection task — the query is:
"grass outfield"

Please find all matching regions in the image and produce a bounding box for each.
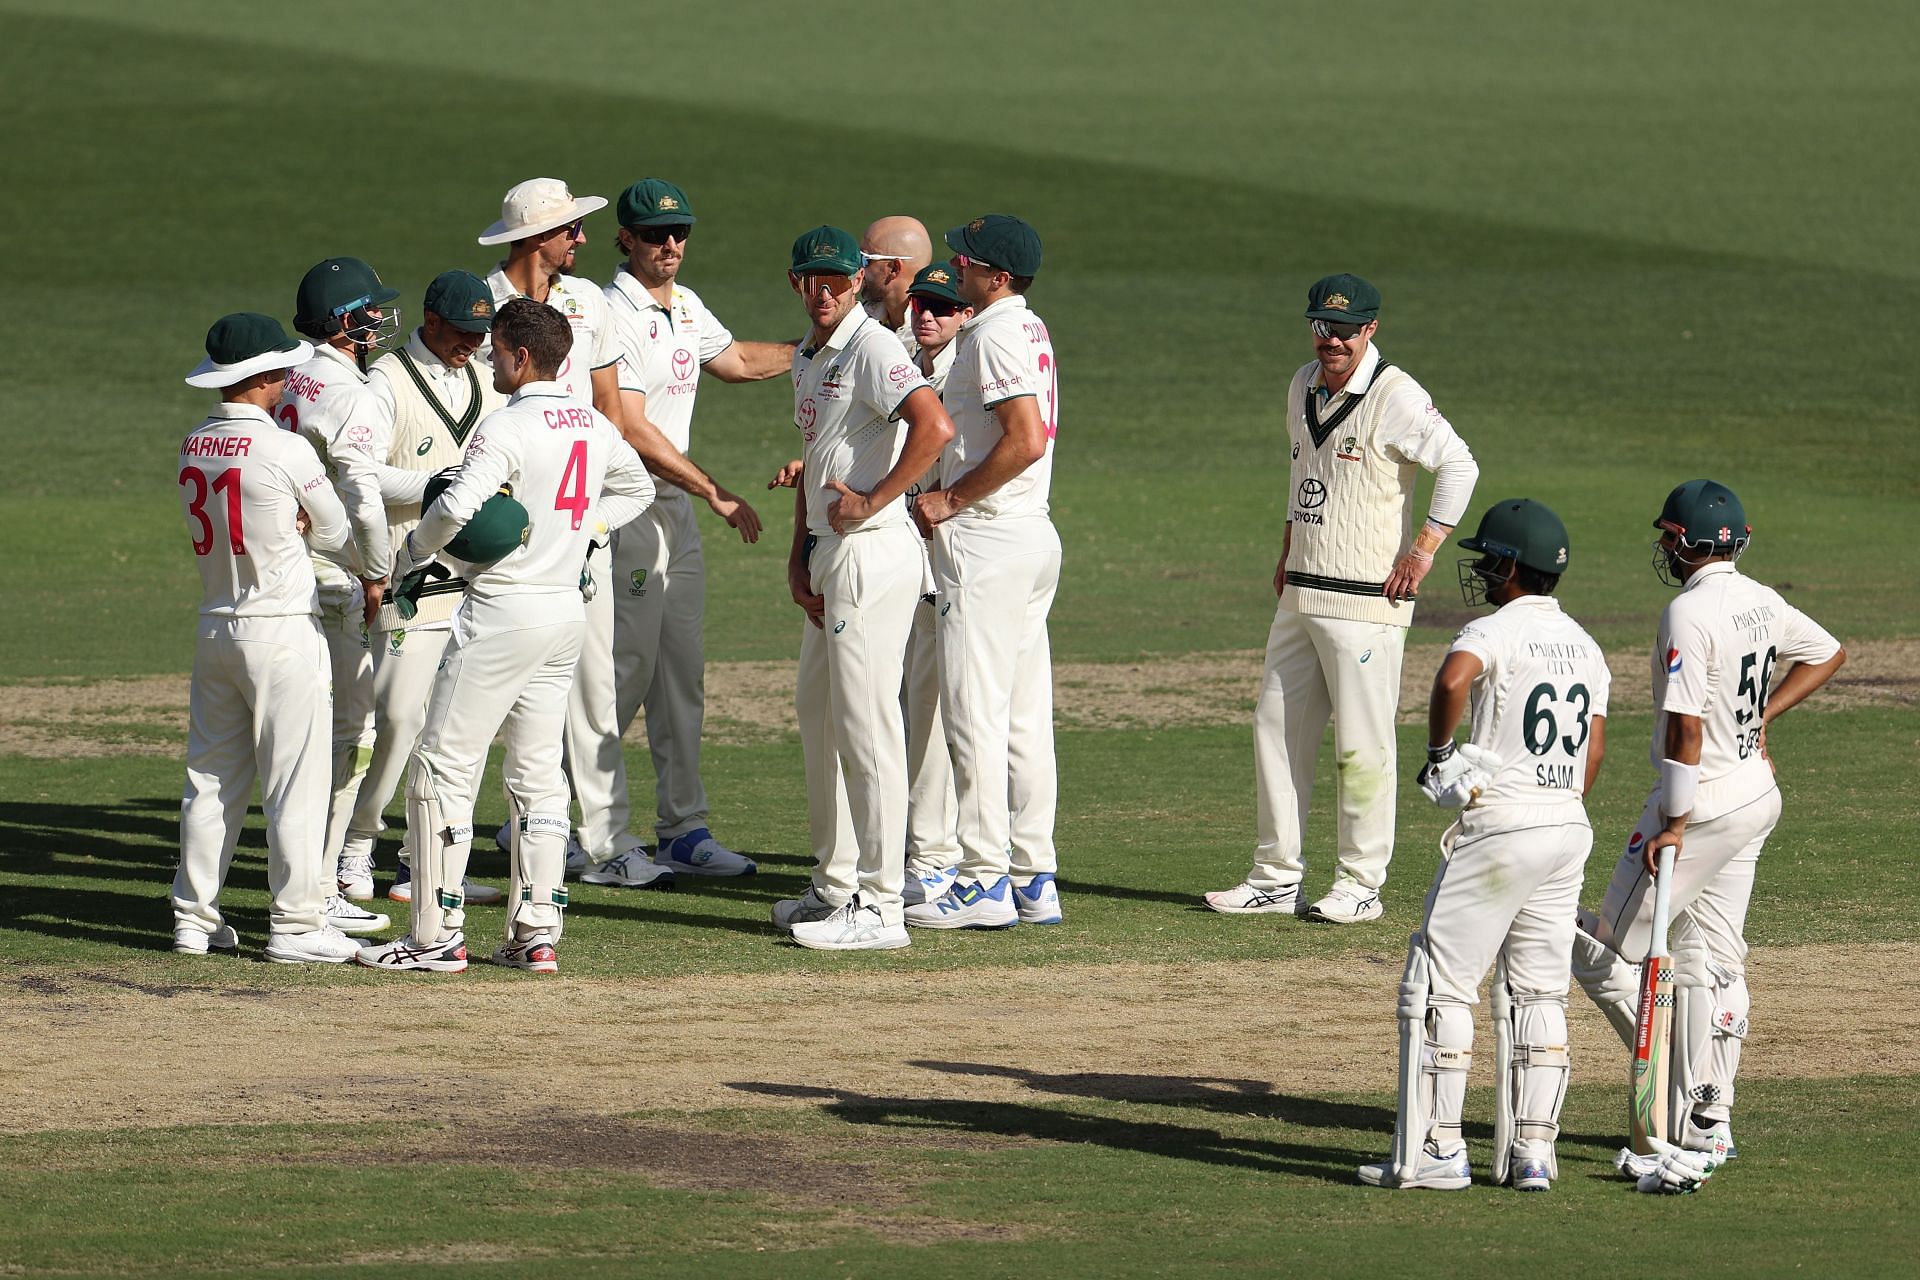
[1,1,1915,1275]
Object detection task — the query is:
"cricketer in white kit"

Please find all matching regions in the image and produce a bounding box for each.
[282,256,405,937]
[774,225,953,952]
[172,312,366,965]
[1207,273,1479,926]
[907,215,1063,932]
[1573,480,1844,1167]
[337,271,509,906]
[1358,499,1607,1194]
[358,299,655,974]
[576,178,792,886]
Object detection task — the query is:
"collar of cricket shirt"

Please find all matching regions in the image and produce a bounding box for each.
[959,292,1028,334]
[1312,343,1382,398]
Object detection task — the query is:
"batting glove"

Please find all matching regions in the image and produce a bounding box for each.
[1616,1139,1719,1195]
[1417,741,1498,808]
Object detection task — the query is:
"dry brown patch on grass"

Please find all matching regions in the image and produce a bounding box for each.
[6,943,1915,1140]
[8,640,1910,756]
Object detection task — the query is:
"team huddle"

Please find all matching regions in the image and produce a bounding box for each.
[170,185,1842,1195]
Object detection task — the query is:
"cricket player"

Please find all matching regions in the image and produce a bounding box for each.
[1206,274,1479,924]
[900,264,970,903]
[774,226,954,951]
[1572,480,1844,1171]
[859,215,934,341]
[359,300,655,974]
[172,312,365,964]
[573,178,795,888]
[284,256,403,937]
[1358,499,1607,1193]
[337,271,508,908]
[904,215,1063,932]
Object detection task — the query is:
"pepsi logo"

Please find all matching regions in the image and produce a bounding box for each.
[1666,647,1683,674]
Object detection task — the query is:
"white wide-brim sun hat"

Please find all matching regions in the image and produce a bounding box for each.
[477,177,609,246]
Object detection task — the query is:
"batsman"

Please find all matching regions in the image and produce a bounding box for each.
[1574,480,1844,1188]
[1360,499,1609,1193]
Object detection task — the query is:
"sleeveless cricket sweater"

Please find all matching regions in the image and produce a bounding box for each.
[1278,360,1420,628]
[370,349,498,632]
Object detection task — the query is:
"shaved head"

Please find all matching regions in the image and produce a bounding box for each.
[860,216,932,270]
[859,216,933,326]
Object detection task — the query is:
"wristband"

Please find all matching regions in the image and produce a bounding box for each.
[1659,758,1698,820]
[1413,519,1450,557]
[1426,741,1457,764]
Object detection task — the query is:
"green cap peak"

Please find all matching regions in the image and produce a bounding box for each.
[790,225,861,276]
[943,214,1042,277]
[1304,273,1380,323]
[907,263,965,306]
[617,178,696,228]
[424,270,495,332]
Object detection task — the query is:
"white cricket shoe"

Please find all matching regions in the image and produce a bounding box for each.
[172,924,239,955]
[1357,1145,1471,1191]
[1682,1115,1738,1162]
[771,889,841,934]
[386,863,504,906]
[1013,873,1063,925]
[491,933,559,974]
[264,925,362,965]
[790,899,910,952]
[658,827,757,876]
[581,847,676,890]
[336,840,375,900]
[1307,882,1384,925]
[902,864,958,906]
[355,931,469,973]
[324,894,391,936]
[1203,881,1305,916]
[904,876,1018,930]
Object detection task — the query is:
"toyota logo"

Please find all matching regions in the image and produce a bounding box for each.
[671,348,694,380]
[1297,478,1328,509]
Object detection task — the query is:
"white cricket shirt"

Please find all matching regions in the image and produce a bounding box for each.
[485,267,618,402]
[603,271,735,454]
[177,403,348,618]
[1449,595,1611,809]
[939,293,1057,522]
[790,305,929,536]
[279,342,394,586]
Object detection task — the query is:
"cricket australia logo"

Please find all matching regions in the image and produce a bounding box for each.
[629,569,648,597]
[388,631,405,655]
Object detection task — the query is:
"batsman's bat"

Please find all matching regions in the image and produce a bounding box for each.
[1629,841,1678,1155]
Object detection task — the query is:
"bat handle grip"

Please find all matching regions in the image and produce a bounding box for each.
[1648,843,1677,951]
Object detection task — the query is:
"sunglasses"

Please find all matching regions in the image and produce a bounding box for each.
[636,224,693,245]
[1311,319,1368,341]
[912,296,962,318]
[797,272,856,296]
[952,253,999,272]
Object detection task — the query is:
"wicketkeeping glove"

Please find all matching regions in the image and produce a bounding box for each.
[579,538,605,602]
[1616,1138,1719,1194]
[1417,741,1501,808]
[392,561,452,622]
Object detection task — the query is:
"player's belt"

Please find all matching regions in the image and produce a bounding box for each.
[1287,571,1388,596]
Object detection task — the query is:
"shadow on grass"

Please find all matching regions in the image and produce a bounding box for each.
[724,1079,1371,1181]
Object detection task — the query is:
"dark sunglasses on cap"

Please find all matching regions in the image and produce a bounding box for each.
[1311,318,1368,341]
[636,224,693,245]
[912,296,962,318]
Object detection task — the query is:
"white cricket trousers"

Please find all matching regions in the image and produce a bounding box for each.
[1250,608,1406,892]
[173,614,331,936]
[562,538,623,857]
[796,523,922,922]
[407,602,583,947]
[931,514,1061,885]
[611,492,709,843]
[904,592,960,876]
[1419,805,1594,1007]
[319,599,375,863]
[343,624,451,860]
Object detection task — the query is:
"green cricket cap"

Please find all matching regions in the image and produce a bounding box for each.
[1459,498,1571,575]
[616,178,697,228]
[185,312,312,388]
[907,263,965,306]
[943,213,1042,277]
[1304,273,1380,324]
[422,471,531,564]
[790,225,862,276]
[295,257,400,332]
[423,270,495,333]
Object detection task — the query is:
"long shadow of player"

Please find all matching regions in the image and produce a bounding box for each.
[724,1079,1371,1182]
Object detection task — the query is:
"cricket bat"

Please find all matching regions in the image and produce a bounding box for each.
[1629,841,1678,1155]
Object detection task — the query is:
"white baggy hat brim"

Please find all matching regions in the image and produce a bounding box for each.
[477,194,609,246]
[184,340,315,389]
